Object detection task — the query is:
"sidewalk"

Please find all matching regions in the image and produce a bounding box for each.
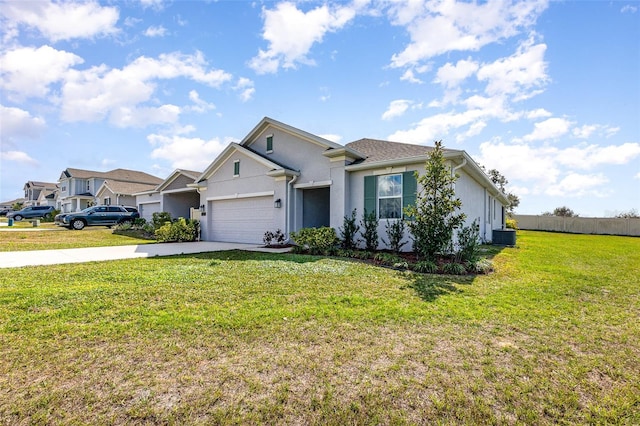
[0,241,291,269]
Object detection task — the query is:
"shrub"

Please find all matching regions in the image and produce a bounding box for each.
[43,209,60,222]
[360,210,379,252]
[455,219,481,263]
[383,219,407,254]
[155,218,200,242]
[263,229,286,246]
[505,218,518,229]
[413,260,438,274]
[373,252,403,266]
[339,209,360,250]
[152,212,173,230]
[467,258,494,274]
[442,262,466,275]
[290,227,338,255]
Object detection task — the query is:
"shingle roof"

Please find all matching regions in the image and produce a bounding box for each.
[25,181,58,189]
[63,168,162,184]
[101,180,159,196]
[345,138,461,165]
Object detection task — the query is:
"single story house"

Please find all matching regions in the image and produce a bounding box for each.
[134,169,201,222]
[191,117,509,248]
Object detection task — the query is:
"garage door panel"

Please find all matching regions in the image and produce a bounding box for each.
[140,202,161,222]
[209,196,273,244]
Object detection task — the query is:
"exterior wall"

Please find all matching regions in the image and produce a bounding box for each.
[515,215,640,237]
[347,162,505,250]
[165,174,195,191]
[137,192,162,221]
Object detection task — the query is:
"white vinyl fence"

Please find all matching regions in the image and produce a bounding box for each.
[514,215,640,237]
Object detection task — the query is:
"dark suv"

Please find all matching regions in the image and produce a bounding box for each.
[56,205,140,230]
[7,206,55,221]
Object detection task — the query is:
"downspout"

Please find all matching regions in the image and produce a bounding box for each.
[285,174,298,243]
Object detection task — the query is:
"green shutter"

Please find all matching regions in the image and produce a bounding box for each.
[402,171,417,218]
[266,135,273,152]
[364,175,377,216]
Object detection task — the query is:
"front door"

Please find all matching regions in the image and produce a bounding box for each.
[302,187,330,228]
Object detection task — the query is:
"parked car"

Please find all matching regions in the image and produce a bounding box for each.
[7,206,55,221]
[56,205,140,230]
[0,208,14,216]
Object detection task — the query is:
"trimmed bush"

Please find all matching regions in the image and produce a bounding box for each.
[455,219,481,263]
[506,218,518,229]
[152,211,173,230]
[291,227,338,255]
[155,218,200,242]
[383,219,407,254]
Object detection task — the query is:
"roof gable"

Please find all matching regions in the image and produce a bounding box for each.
[197,143,298,183]
[241,116,344,151]
[60,167,162,185]
[157,169,201,192]
[97,180,159,197]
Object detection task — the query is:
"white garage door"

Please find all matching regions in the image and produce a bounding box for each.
[209,196,273,243]
[140,202,161,222]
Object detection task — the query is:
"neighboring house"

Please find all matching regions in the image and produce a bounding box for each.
[134,169,201,222]
[96,180,159,210]
[23,181,58,207]
[0,198,26,210]
[57,168,162,213]
[192,117,509,247]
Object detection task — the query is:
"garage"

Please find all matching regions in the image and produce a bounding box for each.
[209,196,274,244]
[139,202,161,222]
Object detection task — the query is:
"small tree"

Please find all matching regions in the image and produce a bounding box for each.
[486,168,520,215]
[615,209,639,218]
[360,210,379,252]
[339,209,360,249]
[383,219,407,254]
[543,206,578,217]
[405,140,466,260]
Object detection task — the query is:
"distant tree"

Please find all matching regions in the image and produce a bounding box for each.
[614,209,639,218]
[12,202,23,210]
[405,140,466,260]
[542,206,578,217]
[484,168,520,215]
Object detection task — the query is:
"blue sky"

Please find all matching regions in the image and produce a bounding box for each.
[1,0,638,217]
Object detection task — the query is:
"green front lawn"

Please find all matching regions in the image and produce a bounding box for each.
[0,227,156,251]
[0,231,638,424]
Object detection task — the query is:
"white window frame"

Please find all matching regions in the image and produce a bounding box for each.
[377,174,403,219]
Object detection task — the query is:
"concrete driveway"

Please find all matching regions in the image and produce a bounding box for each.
[0,241,291,269]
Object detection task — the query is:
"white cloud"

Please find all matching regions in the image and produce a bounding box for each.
[388,108,488,143]
[0,0,119,42]
[249,2,358,74]
[400,69,423,84]
[572,124,619,139]
[523,117,573,141]
[382,99,413,120]
[319,134,342,143]
[433,58,479,89]
[0,105,46,143]
[525,108,552,119]
[477,38,549,100]
[187,90,216,113]
[554,143,640,170]
[60,51,232,126]
[545,172,609,197]
[635,172,640,180]
[144,25,168,37]
[140,0,165,10]
[621,5,638,13]
[475,139,640,198]
[388,0,548,67]
[0,150,39,166]
[235,78,255,102]
[0,45,83,99]
[148,132,231,170]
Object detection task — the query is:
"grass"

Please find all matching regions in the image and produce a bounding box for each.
[0,226,156,251]
[0,230,639,424]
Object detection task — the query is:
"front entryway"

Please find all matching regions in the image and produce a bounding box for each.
[302,187,330,228]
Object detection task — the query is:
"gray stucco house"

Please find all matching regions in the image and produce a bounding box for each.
[134,169,201,222]
[192,117,509,248]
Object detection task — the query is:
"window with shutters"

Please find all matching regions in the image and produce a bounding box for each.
[233,160,240,177]
[364,171,417,220]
